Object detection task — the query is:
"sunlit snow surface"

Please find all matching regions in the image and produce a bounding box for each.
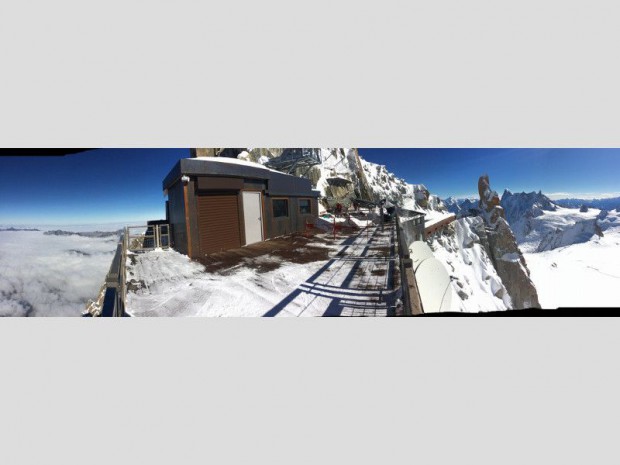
[522,209,620,308]
[125,226,399,317]
[0,227,121,316]
[429,217,511,312]
[511,207,603,252]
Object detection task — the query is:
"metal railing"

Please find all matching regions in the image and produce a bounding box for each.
[397,209,426,247]
[394,209,425,315]
[125,224,170,252]
[92,223,170,317]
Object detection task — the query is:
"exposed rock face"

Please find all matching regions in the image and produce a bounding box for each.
[485,218,541,308]
[443,197,480,218]
[478,174,505,224]
[500,189,558,229]
[428,216,513,311]
[195,148,408,207]
[414,184,431,207]
[477,175,540,309]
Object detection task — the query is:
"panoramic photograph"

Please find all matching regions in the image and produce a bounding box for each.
[1,148,619,317]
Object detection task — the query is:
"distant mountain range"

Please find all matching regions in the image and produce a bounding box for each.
[554,196,620,211]
[442,189,616,252]
[44,230,122,238]
[500,189,559,229]
[0,227,41,232]
[442,197,479,217]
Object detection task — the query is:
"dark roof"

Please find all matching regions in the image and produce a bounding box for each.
[163,158,319,197]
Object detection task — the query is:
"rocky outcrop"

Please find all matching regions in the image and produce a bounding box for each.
[478,174,505,224]
[486,218,541,308]
[500,189,558,227]
[198,148,409,207]
[477,175,540,309]
[428,217,513,311]
[348,148,374,201]
[443,197,480,218]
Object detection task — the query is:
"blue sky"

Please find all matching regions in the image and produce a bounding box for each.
[0,149,187,225]
[1,148,619,225]
[359,148,620,200]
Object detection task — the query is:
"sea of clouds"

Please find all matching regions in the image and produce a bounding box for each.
[0,227,122,316]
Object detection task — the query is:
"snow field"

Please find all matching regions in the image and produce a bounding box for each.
[524,216,620,308]
[125,226,398,317]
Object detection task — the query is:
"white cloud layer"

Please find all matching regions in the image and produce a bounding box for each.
[0,231,118,316]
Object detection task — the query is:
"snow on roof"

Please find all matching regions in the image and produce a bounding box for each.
[424,210,455,227]
[186,156,284,175]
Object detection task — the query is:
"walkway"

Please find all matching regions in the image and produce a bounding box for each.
[264,223,400,317]
[425,213,456,238]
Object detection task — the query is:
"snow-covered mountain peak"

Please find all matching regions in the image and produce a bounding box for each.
[228,148,413,210]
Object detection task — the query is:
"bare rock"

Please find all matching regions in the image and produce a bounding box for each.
[477,175,540,309]
[486,218,541,308]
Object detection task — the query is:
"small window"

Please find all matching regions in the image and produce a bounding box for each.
[272,199,289,218]
[299,199,312,215]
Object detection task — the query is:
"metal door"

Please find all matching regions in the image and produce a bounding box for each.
[242,191,264,245]
[197,193,242,254]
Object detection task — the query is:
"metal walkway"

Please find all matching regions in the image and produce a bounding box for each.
[264,223,400,317]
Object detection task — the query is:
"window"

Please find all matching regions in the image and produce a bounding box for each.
[299,199,312,215]
[272,199,289,218]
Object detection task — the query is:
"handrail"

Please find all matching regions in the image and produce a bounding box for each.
[92,223,170,317]
[394,212,424,315]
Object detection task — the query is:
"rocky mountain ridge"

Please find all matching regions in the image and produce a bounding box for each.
[476,176,540,308]
[208,148,412,208]
[429,175,541,309]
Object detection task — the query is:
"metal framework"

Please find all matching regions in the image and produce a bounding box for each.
[85,224,171,317]
[264,148,322,175]
[125,224,171,252]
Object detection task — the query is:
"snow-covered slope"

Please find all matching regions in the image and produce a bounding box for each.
[500,190,559,243]
[536,218,602,252]
[524,209,620,308]
[508,205,606,253]
[402,184,447,214]
[358,156,409,203]
[429,217,512,312]
[239,148,410,207]
[443,197,479,217]
[497,189,620,308]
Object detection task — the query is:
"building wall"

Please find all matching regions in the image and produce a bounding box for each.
[167,181,188,255]
[265,195,318,239]
[168,173,319,258]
